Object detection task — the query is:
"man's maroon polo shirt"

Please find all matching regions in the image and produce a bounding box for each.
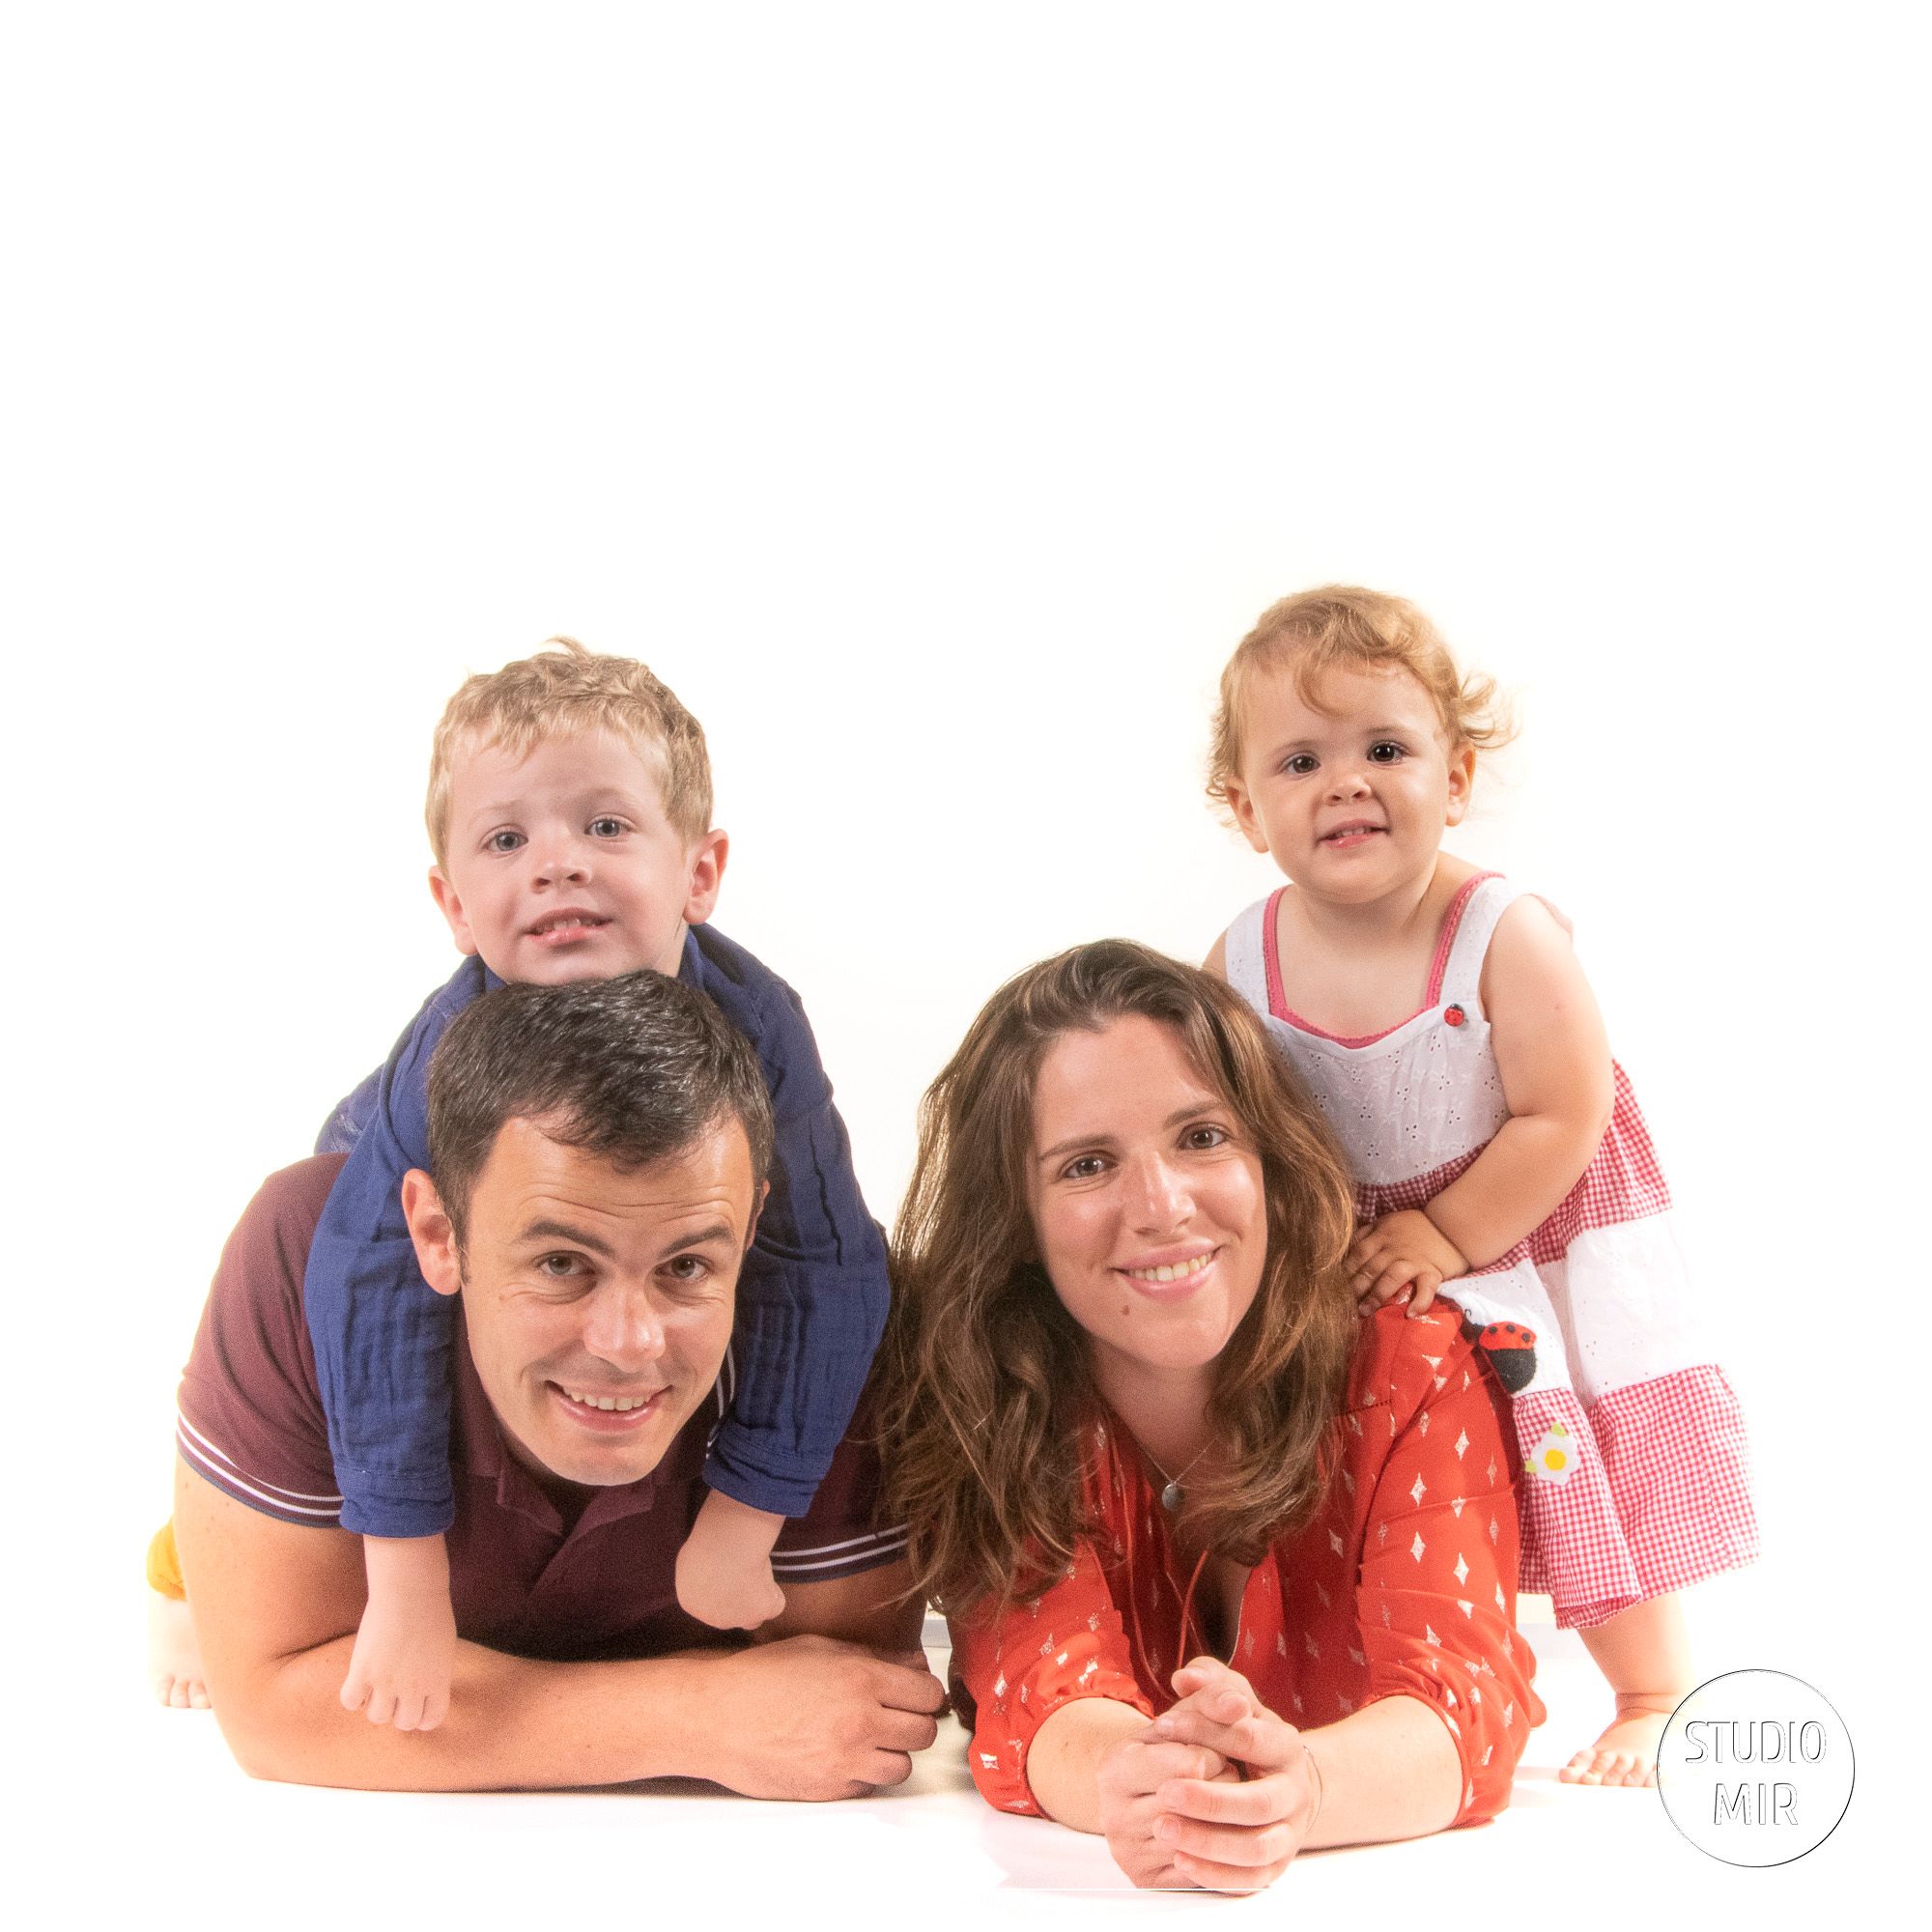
[176,1155,906,1661]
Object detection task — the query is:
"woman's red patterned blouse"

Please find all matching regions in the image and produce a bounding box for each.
[950,1302,1546,1823]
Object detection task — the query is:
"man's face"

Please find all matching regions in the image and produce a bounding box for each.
[409,1116,758,1493]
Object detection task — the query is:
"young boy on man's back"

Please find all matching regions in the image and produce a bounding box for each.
[150,639,890,1726]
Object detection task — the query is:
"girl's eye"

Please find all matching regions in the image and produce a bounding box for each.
[1182,1124,1230,1151]
[1061,1153,1109,1182]
[488,830,526,854]
[1368,741,1406,764]
[1284,753,1319,777]
[588,816,626,838]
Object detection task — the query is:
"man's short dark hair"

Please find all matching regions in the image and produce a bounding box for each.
[426,971,775,1241]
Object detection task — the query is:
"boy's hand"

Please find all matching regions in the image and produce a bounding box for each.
[340,1534,457,1731]
[1349,1209,1467,1317]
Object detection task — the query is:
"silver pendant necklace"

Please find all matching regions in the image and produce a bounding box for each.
[1145,1444,1209,1514]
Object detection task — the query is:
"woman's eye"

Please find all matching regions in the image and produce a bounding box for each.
[1284,753,1319,777]
[1061,1154,1109,1181]
[1368,741,1406,764]
[1182,1125,1230,1151]
[588,816,626,838]
[488,830,526,854]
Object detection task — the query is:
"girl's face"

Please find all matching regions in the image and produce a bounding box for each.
[1027,1014,1267,1405]
[1224,660,1475,903]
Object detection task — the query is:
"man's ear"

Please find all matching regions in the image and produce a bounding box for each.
[681,829,729,927]
[1223,781,1271,857]
[428,867,480,957]
[401,1169,465,1297]
[1444,743,1477,827]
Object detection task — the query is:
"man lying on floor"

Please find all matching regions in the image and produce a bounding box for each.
[166,969,944,1795]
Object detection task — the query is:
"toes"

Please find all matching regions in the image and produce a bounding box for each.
[188,1682,211,1711]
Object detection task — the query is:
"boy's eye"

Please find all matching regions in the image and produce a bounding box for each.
[488,830,526,854]
[587,816,626,838]
[1368,742,1406,764]
[1283,753,1319,777]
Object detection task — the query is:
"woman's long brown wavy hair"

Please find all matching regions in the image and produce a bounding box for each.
[877,940,1358,1618]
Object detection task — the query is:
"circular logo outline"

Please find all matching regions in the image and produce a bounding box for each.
[1655,1667,1855,1868]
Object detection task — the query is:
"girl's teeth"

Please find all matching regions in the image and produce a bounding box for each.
[566,1389,649,1411]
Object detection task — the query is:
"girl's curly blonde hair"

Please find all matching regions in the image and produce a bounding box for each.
[1206,586,1515,818]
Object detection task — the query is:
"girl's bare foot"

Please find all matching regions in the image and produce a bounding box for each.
[148,1589,210,1710]
[1560,1696,1672,1786]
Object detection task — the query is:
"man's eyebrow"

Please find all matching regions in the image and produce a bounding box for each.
[518,1218,615,1257]
[1037,1100,1223,1166]
[659,1222,737,1257]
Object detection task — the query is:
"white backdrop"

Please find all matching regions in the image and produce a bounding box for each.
[5,2,1919,1913]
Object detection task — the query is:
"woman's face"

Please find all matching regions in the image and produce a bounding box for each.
[1028,1013,1267,1395]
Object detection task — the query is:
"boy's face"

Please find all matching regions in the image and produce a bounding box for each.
[431,727,725,984]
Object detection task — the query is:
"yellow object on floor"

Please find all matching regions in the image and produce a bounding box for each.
[147,1520,185,1600]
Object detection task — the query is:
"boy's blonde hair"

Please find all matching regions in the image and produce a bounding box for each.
[1206,585,1515,814]
[426,638,713,866]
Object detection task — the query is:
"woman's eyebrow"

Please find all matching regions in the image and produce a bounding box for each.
[1036,1100,1225,1164]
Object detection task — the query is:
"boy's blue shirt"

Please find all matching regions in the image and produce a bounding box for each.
[305,925,890,1538]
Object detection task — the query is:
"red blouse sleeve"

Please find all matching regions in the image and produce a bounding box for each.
[949,1544,1154,1816]
[1350,1304,1545,1823]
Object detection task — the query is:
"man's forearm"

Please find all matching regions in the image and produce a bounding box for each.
[176,1458,941,1798]
[224,1634,725,1791]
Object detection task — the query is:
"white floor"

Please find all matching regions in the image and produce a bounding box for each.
[30,1593,1893,1931]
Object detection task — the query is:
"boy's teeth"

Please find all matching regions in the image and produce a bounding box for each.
[1124,1255,1212,1284]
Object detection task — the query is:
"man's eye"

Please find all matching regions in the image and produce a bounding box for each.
[1368,742,1406,763]
[488,830,526,854]
[1284,753,1318,777]
[587,816,626,838]
[663,1255,712,1286]
[535,1253,583,1279]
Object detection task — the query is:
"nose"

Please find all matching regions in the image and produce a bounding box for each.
[530,831,592,888]
[1325,762,1373,801]
[1122,1150,1191,1235]
[579,1282,668,1369]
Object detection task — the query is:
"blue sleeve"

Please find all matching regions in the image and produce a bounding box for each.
[315,1064,383,1155]
[685,927,892,1518]
[300,958,490,1537]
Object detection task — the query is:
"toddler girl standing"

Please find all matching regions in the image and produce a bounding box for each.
[1206,586,1755,1786]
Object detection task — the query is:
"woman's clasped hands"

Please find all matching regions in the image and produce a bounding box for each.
[1097,1658,1323,1891]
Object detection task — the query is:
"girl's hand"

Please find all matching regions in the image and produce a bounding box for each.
[1094,1727,1238,1889]
[1349,1209,1467,1316]
[1142,1659,1322,1891]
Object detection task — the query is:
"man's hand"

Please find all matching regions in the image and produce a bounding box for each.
[1094,1723,1239,1889]
[1139,1660,1322,1891]
[690,1635,945,1801]
[1348,1208,1467,1316]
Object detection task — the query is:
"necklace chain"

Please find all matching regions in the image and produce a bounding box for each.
[1143,1442,1210,1514]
